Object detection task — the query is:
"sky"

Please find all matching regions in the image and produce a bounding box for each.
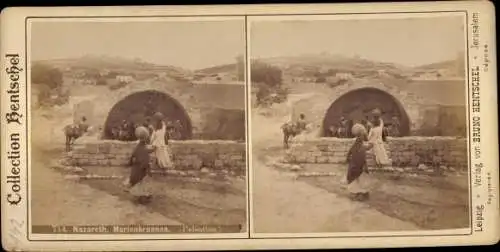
[250,15,465,67]
[30,20,245,70]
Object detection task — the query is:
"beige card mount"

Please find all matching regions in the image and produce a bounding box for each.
[1,1,498,250]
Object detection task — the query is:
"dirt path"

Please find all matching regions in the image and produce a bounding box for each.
[82,167,247,229]
[252,152,419,233]
[31,114,183,226]
[251,112,419,233]
[298,164,469,230]
[31,110,247,232]
[31,154,181,226]
[32,147,246,230]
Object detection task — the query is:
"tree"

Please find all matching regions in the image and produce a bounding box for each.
[31,64,67,107]
[96,77,107,86]
[251,61,282,88]
[327,69,338,76]
[251,61,287,107]
[106,71,121,78]
[32,63,63,89]
[316,76,326,83]
[84,68,101,79]
[236,54,245,81]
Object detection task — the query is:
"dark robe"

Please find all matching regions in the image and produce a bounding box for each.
[382,127,388,142]
[346,137,368,184]
[128,141,151,187]
[390,121,401,137]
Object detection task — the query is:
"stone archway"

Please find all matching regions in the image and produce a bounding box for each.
[103,90,193,140]
[321,87,411,136]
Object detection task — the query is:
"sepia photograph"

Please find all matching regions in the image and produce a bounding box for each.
[250,14,470,234]
[28,18,248,234]
[1,2,498,250]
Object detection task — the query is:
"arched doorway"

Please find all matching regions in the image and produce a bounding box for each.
[322,88,410,136]
[103,90,192,140]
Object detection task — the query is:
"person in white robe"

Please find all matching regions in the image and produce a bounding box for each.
[367,109,391,168]
[150,113,173,169]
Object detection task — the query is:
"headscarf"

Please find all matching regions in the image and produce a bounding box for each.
[135,126,150,142]
[372,108,381,117]
[351,123,367,137]
[153,112,164,121]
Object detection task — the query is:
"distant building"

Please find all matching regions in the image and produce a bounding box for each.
[377,69,387,76]
[291,77,316,83]
[116,75,135,83]
[335,72,353,80]
[83,79,97,85]
[100,69,111,76]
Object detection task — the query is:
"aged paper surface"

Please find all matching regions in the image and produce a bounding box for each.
[1,1,498,250]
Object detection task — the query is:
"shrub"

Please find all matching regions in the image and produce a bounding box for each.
[96,77,107,86]
[236,54,245,81]
[251,61,287,107]
[316,76,326,83]
[32,63,63,89]
[328,78,349,88]
[31,63,69,107]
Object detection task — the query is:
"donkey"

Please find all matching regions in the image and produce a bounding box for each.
[64,120,90,152]
[281,122,303,149]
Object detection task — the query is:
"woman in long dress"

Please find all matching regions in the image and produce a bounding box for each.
[346,123,373,201]
[125,126,155,204]
[367,112,391,168]
[150,114,173,169]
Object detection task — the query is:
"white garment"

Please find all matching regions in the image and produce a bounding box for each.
[368,119,391,166]
[347,176,368,194]
[150,122,173,169]
[129,175,155,197]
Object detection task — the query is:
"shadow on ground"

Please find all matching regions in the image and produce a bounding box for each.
[32,147,247,231]
[259,145,470,231]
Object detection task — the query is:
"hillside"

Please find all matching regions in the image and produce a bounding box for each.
[411,53,466,79]
[256,54,410,77]
[33,55,192,77]
[193,61,244,84]
[195,63,237,75]
[250,53,466,82]
[415,60,461,71]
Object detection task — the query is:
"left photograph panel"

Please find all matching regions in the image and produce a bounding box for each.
[28,17,248,237]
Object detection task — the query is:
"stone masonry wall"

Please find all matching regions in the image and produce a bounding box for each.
[290,79,431,136]
[73,79,245,140]
[66,140,246,175]
[284,137,468,170]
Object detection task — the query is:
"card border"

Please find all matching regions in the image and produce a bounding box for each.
[24,9,473,242]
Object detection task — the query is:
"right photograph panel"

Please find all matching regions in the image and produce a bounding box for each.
[249,14,470,235]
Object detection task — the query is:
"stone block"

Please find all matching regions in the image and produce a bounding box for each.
[295,154,307,163]
[110,160,123,166]
[316,156,329,164]
[328,156,345,163]
[316,144,329,152]
[333,151,345,157]
[192,158,203,170]
[230,155,243,161]
[311,152,322,157]
[97,144,111,154]
[306,156,316,163]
